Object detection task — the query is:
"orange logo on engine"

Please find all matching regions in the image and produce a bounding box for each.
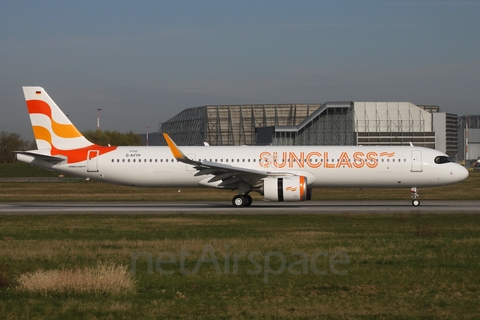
[285,186,297,192]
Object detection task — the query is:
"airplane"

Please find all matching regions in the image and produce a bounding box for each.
[16,86,469,207]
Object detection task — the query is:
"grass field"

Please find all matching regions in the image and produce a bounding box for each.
[0,168,479,318]
[1,214,480,319]
[0,162,60,178]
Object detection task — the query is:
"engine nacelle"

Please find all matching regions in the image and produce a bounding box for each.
[262,176,308,202]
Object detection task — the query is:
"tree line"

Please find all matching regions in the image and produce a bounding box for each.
[0,130,143,163]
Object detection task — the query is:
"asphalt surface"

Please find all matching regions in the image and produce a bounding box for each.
[0,200,479,215]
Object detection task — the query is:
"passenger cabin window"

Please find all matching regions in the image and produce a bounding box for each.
[435,156,453,164]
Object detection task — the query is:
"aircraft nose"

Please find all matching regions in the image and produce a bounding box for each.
[455,164,469,182]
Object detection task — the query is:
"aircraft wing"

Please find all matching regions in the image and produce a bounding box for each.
[163,133,292,189]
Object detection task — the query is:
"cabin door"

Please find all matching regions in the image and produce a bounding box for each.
[87,150,100,172]
[411,150,423,172]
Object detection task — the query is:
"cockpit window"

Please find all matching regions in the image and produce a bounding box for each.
[434,156,454,164]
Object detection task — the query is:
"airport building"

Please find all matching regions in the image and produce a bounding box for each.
[158,102,459,159]
[458,115,480,161]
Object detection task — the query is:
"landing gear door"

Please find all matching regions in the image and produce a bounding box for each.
[411,150,422,172]
[87,150,100,172]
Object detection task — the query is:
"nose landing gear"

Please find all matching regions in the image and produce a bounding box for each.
[411,187,420,206]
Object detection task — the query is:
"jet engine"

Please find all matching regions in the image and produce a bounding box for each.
[262,176,308,202]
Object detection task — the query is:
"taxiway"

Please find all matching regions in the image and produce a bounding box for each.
[0,201,479,215]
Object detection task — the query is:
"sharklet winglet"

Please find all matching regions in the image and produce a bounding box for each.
[162,133,197,165]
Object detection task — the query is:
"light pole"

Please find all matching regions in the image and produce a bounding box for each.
[145,126,149,146]
[97,108,102,131]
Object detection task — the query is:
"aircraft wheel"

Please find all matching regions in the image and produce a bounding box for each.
[244,195,253,207]
[232,195,246,207]
[412,199,420,207]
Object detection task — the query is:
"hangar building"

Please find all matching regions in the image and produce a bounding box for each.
[158,102,458,159]
[458,115,480,161]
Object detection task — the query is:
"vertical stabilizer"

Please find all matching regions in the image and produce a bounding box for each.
[23,86,93,150]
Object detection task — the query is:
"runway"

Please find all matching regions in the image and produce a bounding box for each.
[0,200,479,214]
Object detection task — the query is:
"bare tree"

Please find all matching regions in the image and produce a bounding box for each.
[0,132,32,163]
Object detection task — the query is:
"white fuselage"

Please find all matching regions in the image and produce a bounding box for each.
[18,145,469,189]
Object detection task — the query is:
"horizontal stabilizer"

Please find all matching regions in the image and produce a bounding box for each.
[15,150,66,164]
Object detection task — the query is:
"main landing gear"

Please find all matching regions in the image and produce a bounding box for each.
[232,194,253,207]
[411,187,420,206]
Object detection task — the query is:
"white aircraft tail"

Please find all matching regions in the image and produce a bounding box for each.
[23,86,94,151]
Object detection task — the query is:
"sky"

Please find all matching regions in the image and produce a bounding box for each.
[1,0,479,140]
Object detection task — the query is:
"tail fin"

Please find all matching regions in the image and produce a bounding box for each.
[23,86,93,151]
